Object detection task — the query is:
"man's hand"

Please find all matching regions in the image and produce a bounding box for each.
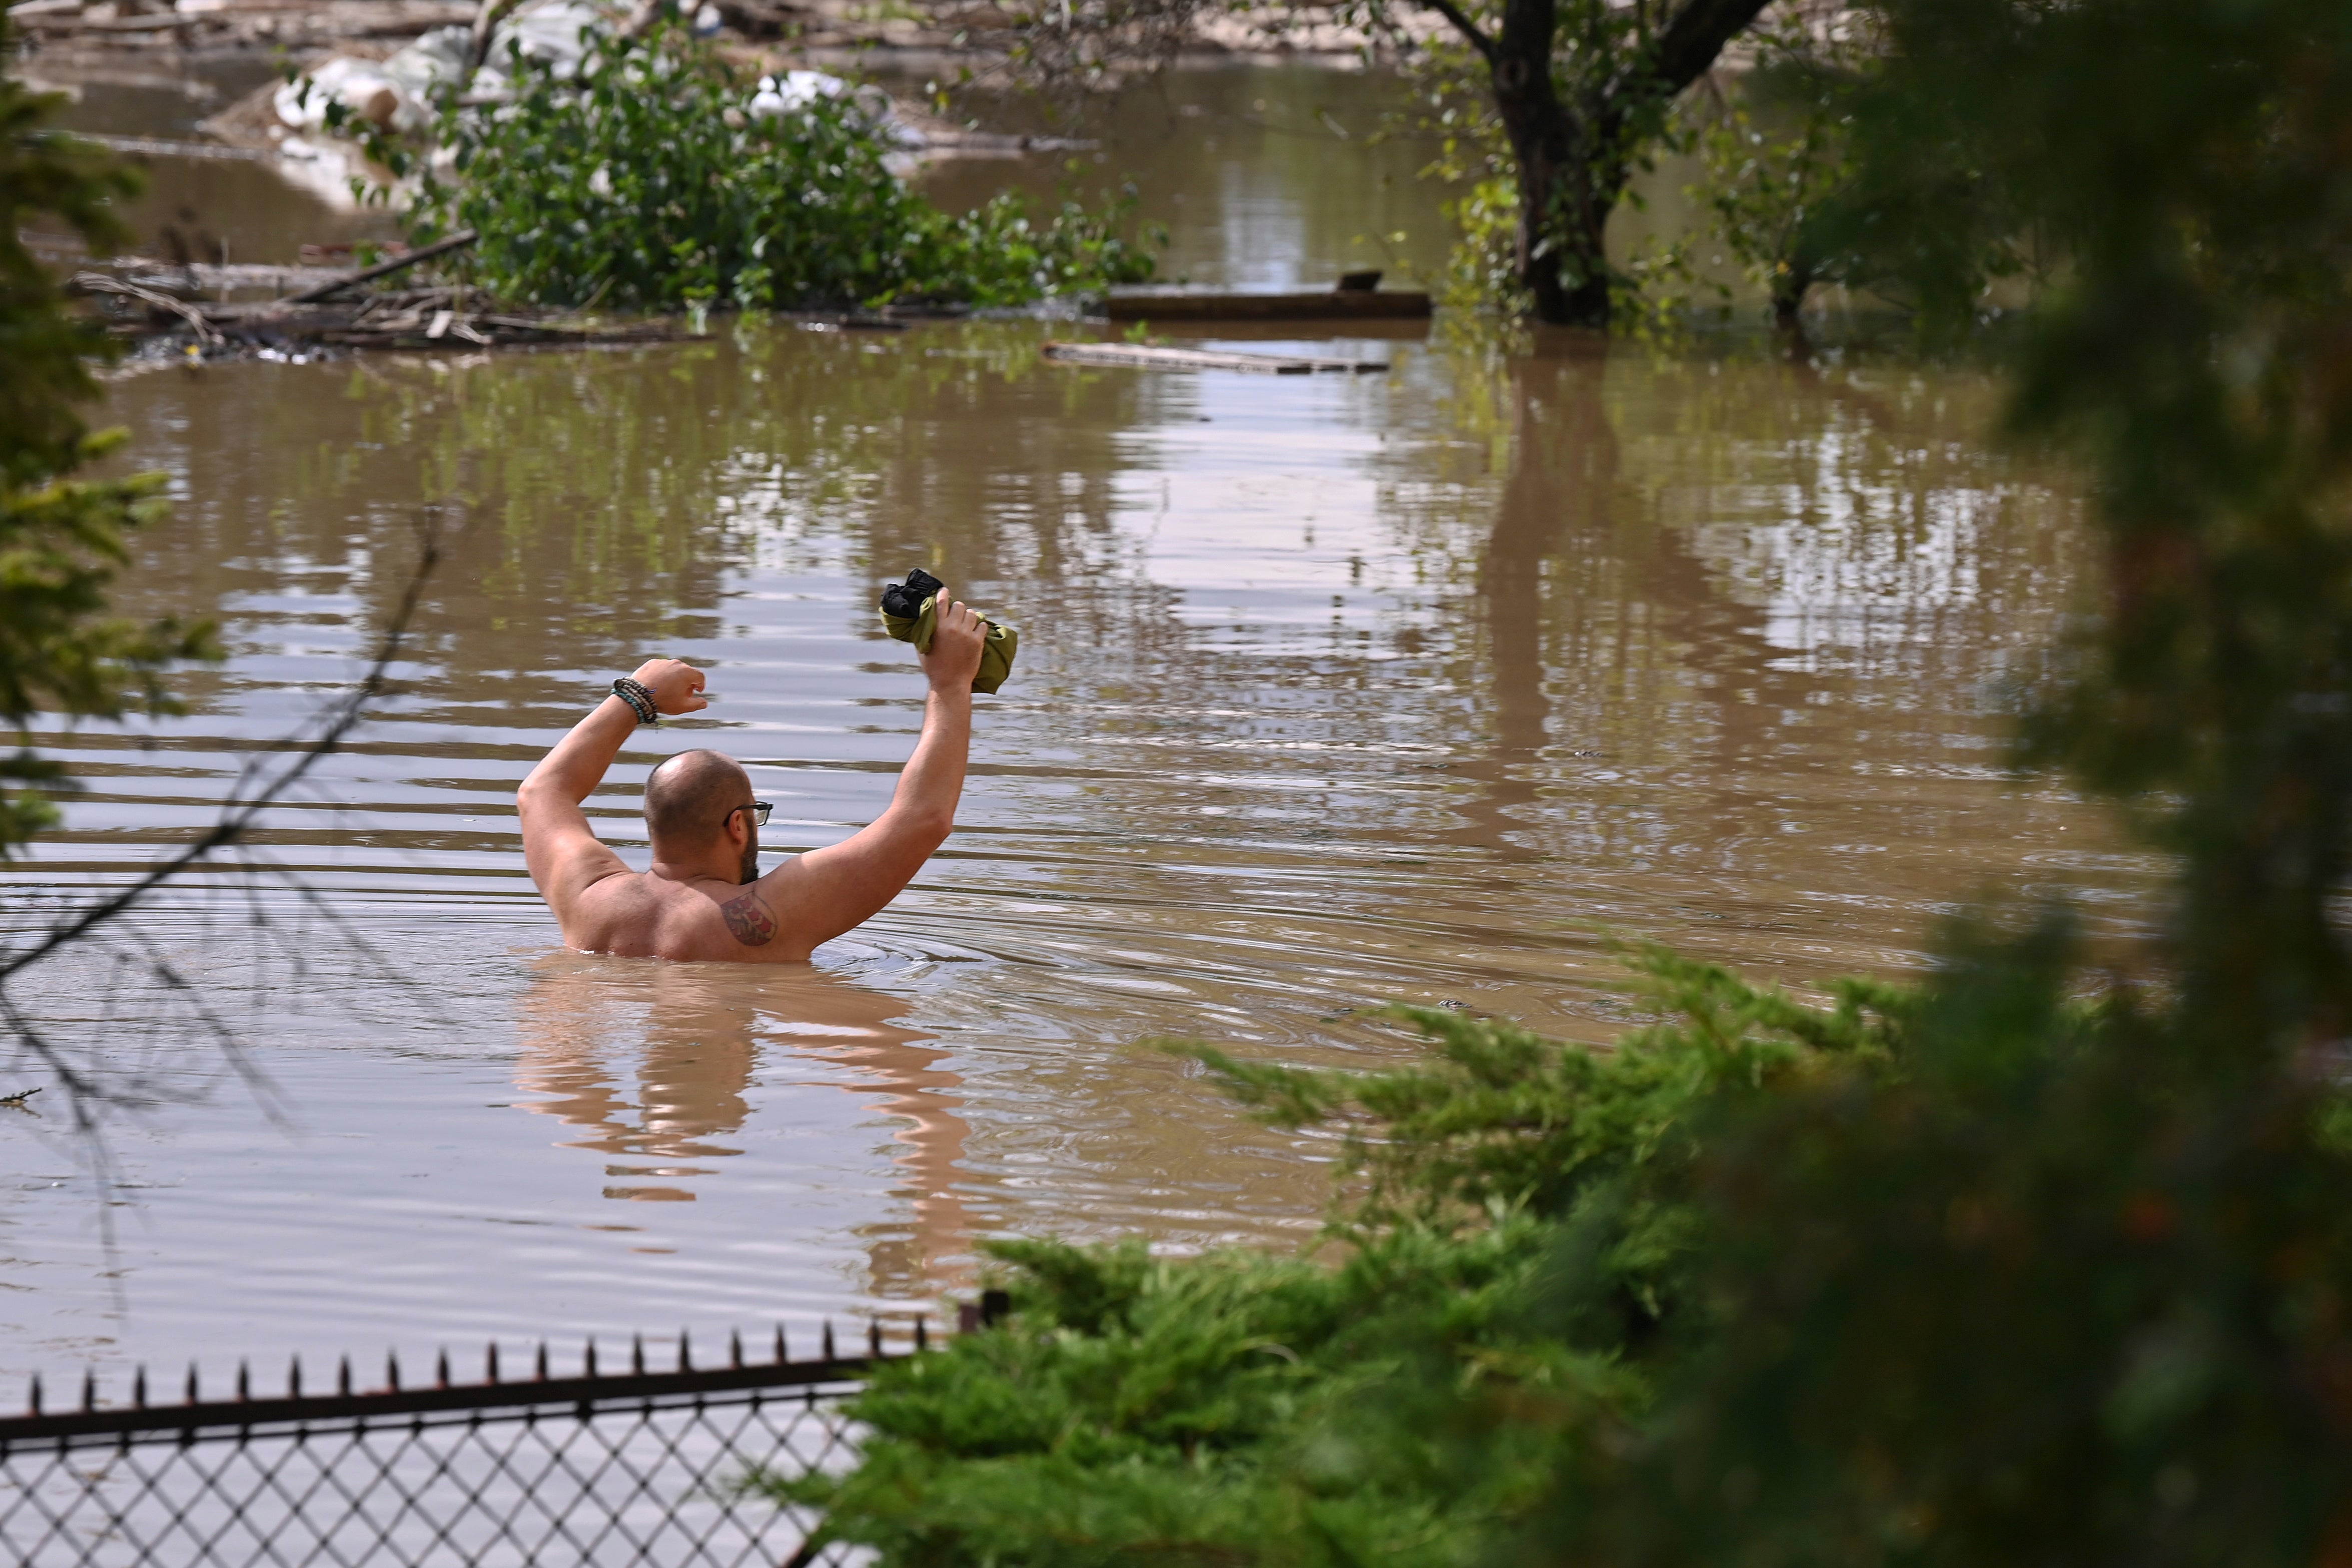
[919,596,987,693]
[631,658,709,715]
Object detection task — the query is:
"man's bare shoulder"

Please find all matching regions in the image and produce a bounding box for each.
[567,871,814,963]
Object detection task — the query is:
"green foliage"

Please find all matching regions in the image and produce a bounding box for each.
[0,21,218,856]
[769,1225,1612,1568]
[1537,1,2352,1560]
[759,3,2352,1562]
[751,953,1909,1566]
[1200,949,1903,1241]
[1435,175,1526,315]
[1681,43,1865,325]
[1554,921,2352,1568]
[399,23,1158,311]
[1,32,131,491]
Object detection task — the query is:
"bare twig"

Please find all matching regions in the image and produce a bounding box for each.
[1,522,442,990]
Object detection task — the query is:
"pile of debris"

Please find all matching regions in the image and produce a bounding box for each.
[72,229,697,357]
[4,0,1019,60]
[176,0,1068,213]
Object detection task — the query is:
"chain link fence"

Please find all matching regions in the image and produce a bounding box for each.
[0,1323,916,1566]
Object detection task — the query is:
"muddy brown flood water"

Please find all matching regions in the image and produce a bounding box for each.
[0,65,2158,1384]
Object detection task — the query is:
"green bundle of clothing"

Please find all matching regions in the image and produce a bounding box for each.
[879,568,1019,694]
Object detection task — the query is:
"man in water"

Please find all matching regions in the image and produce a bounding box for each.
[516,594,988,963]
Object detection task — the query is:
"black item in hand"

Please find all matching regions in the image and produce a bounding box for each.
[880,567,945,620]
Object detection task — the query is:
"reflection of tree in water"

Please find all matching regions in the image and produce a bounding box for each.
[101,323,1162,710]
[1408,336,2090,918]
[512,956,977,1296]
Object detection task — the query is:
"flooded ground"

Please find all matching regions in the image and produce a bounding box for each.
[0,61,2154,1387]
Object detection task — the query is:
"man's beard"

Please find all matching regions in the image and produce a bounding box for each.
[739,833,760,885]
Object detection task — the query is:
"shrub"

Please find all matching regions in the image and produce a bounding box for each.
[1,20,217,855]
[401,23,1159,311]
[753,952,1912,1566]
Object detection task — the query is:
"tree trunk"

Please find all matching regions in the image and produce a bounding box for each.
[1498,109,1622,328]
[1487,4,1624,328]
[1452,0,1775,328]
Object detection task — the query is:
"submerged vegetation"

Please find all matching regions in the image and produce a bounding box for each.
[758,0,2352,1560]
[365,22,1158,312]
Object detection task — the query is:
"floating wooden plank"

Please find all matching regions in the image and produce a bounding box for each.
[1102,288,1431,323]
[1042,340,1389,375]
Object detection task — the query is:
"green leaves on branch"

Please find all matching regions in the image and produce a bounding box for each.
[1,51,132,492]
[403,23,1159,311]
[1196,947,1904,1241]
[769,1224,1620,1568]
[750,950,1916,1567]
[1,24,219,857]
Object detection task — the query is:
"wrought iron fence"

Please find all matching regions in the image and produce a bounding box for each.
[0,1317,927,1567]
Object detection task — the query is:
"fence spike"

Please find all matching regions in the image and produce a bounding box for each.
[185,1363,198,1405]
[678,1329,691,1373]
[774,1324,788,1365]
[28,1374,39,1417]
[81,1369,95,1412]
[133,1366,147,1410]
[487,1342,500,1384]
[868,1319,883,1357]
[585,1339,597,1379]
[630,1334,644,1376]
[536,1341,548,1381]
[823,1320,836,1362]
[288,1355,302,1400]
[730,1329,743,1369]
[386,1351,400,1393]
[916,1314,928,1352]
[435,1348,449,1390]
[237,1361,250,1402]
[337,1357,351,1397]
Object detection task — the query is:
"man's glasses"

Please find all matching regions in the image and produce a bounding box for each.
[727,802,772,829]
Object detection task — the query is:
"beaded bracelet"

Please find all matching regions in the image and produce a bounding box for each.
[610,677,657,724]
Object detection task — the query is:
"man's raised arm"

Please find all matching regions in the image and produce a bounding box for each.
[754,596,988,947]
[518,659,707,918]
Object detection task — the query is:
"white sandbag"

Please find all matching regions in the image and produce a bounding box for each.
[380,25,474,102]
[746,71,927,149]
[274,57,423,135]
[471,0,610,94]
[746,69,850,117]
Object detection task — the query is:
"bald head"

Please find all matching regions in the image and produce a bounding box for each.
[644,749,752,853]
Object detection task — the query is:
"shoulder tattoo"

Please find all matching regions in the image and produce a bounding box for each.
[720,889,778,947]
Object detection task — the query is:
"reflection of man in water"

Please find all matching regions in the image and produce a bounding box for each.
[516,595,988,962]
[514,956,982,1290]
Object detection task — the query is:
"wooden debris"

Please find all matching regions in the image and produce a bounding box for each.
[1041,340,1389,375]
[91,287,694,353]
[73,272,224,346]
[1101,287,1432,323]
[278,229,479,305]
